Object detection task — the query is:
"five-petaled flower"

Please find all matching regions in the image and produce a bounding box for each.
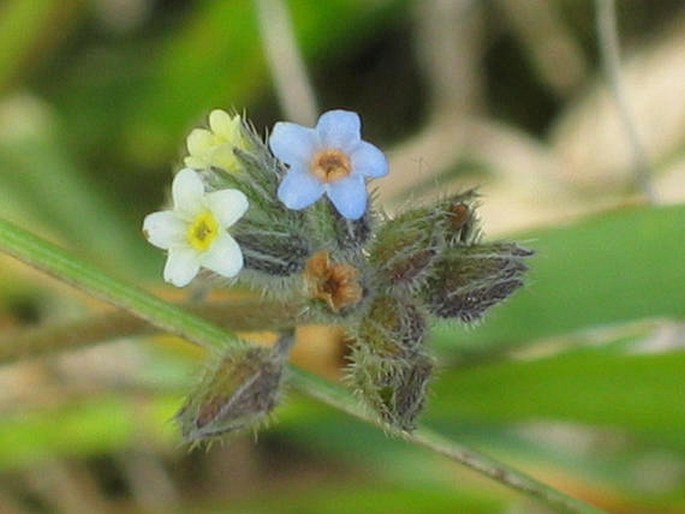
[269,110,388,220]
[143,168,248,287]
[185,110,247,172]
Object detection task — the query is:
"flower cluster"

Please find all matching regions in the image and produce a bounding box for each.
[143,109,532,440]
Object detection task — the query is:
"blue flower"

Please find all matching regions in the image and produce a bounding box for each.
[269,110,388,220]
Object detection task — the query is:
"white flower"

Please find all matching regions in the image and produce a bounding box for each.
[143,168,248,287]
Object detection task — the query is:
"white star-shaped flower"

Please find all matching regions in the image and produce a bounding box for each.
[143,168,248,287]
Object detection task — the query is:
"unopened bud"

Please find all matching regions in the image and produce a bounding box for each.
[333,203,374,250]
[387,352,434,431]
[358,294,427,358]
[176,343,286,443]
[350,294,431,430]
[369,209,439,289]
[349,346,434,431]
[234,225,310,276]
[434,190,481,246]
[423,242,533,322]
[305,198,373,252]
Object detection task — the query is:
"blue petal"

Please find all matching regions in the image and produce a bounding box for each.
[269,122,317,165]
[277,166,325,210]
[350,141,388,178]
[316,110,361,150]
[326,176,367,220]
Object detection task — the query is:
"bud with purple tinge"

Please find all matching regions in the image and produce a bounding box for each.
[349,293,433,430]
[422,242,533,323]
[369,209,440,291]
[176,341,289,443]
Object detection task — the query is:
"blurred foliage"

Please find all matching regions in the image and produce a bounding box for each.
[1,1,685,513]
[433,204,685,355]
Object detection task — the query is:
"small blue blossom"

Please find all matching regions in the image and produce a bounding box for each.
[269,110,388,220]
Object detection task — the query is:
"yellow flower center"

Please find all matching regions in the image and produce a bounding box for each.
[188,211,220,252]
[310,149,352,183]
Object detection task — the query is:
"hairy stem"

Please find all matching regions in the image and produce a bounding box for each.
[291,369,606,514]
[0,218,237,352]
[0,217,606,513]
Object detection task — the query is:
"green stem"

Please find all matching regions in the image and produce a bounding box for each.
[290,370,606,514]
[0,217,607,514]
[0,217,241,352]
[0,299,307,364]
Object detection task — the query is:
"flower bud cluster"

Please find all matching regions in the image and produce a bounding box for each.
[144,109,532,440]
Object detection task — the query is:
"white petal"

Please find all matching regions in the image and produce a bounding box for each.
[316,110,361,149]
[164,246,201,287]
[277,166,325,209]
[268,122,318,165]
[350,141,388,178]
[326,175,368,220]
[200,233,244,278]
[143,211,185,249]
[172,168,205,217]
[205,189,249,228]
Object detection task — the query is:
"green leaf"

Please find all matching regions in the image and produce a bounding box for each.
[433,204,685,354]
[429,349,685,441]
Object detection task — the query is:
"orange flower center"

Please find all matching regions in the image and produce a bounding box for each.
[304,251,363,313]
[310,149,352,183]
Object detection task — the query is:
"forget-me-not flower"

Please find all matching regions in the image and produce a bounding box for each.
[143,168,248,287]
[269,110,388,220]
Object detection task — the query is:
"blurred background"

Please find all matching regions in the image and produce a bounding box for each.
[1,0,685,512]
